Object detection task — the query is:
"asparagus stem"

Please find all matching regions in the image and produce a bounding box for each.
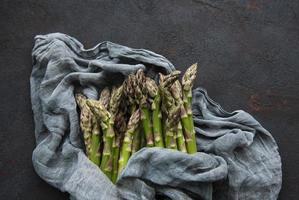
[180,109,197,153]
[84,112,93,157]
[112,107,128,183]
[97,85,123,180]
[170,81,191,154]
[176,122,187,153]
[152,98,163,147]
[159,71,181,150]
[111,134,121,183]
[140,128,146,148]
[162,112,167,143]
[118,109,140,177]
[86,99,114,179]
[141,107,154,147]
[182,63,198,154]
[146,78,164,147]
[183,89,194,134]
[101,122,115,179]
[135,70,154,147]
[164,105,180,150]
[165,129,177,149]
[104,154,114,180]
[75,94,92,157]
[118,134,131,176]
[132,125,141,153]
[89,115,101,166]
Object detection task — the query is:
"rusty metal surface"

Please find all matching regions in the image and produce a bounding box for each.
[0,0,298,199]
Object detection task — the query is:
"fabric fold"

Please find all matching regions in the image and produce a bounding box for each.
[192,88,282,199]
[117,148,228,200]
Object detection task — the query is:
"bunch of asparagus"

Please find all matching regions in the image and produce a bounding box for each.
[75,63,198,183]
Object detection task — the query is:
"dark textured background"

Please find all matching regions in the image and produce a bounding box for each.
[0,0,298,199]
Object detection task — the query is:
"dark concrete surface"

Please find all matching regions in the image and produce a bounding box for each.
[0,0,298,199]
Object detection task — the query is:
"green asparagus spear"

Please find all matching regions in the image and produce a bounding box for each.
[118,109,141,176]
[159,71,181,150]
[165,105,181,149]
[123,75,138,114]
[176,122,187,153]
[96,87,111,164]
[112,100,127,183]
[140,128,146,148]
[76,95,101,166]
[170,81,188,153]
[90,115,101,166]
[181,63,198,153]
[135,70,154,147]
[99,87,111,110]
[75,94,92,157]
[86,99,114,179]
[112,104,127,183]
[111,134,121,183]
[159,71,181,113]
[146,77,164,147]
[131,125,142,153]
[109,86,124,182]
[123,76,141,153]
[109,86,124,120]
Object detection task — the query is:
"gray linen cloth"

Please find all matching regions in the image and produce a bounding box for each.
[30,33,282,200]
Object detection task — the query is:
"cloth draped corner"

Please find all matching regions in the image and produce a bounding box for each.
[30,33,282,200]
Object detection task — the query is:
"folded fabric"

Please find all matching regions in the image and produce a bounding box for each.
[30,33,282,200]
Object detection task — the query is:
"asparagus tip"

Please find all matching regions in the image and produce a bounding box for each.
[182,63,198,91]
[99,87,111,110]
[75,93,87,108]
[127,109,141,130]
[109,85,124,115]
[145,77,158,98]
[160,70,181,89]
